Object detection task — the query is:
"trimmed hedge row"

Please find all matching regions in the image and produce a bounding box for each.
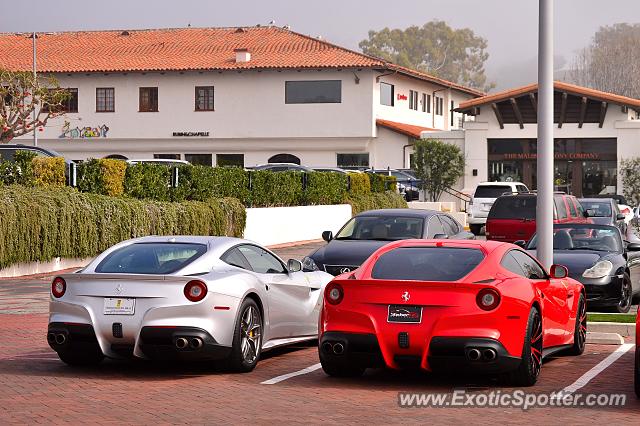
[345,191,408,216]
[0,185,245,270]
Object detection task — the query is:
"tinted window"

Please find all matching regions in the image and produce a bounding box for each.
[555,197,568,219]
[516,185,528,193]
[510,250,546,279]
[337,153,369,167]
[185,154,212,166]
[426,216,446,238]
[501,252,526,276]
[371,247,484,281]
[96,243,207,274]
[440,215,460,236]
[489,196,536,220]
[475,185,512,198]
[237,245,286,274]
[217,154,244,168]
[285,80,341,104]
[567,198,577,217]
[221,248,252,270]
[336,216,424,240]
[582,201,612,217]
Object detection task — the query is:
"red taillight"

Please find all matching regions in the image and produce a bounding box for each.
[476,288,500,311]
[184,280,208,302]
[325,283,344,305]
[51,277,66,298]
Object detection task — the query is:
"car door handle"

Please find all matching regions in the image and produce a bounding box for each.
[567,292,573,299]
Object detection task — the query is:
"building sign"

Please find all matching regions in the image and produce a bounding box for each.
[172,131,210,137]
[59,124,109,139]
[503,153,600,160]
[396,93,407,101]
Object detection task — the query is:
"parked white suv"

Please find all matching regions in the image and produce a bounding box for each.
[468,181,529,235]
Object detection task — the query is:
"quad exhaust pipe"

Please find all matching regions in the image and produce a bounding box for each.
[321,341,346,355]
[483,348,497,361]
[190,337,203,349]
[48,332,67,345]
[467,348,481,361]
[332,342,345,355]
[175,337,204,350]
[175,337,189,349]
[466,347,497,362]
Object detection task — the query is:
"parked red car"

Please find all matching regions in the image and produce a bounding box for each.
[635,307,640,397]
[318,239,586,386]
[486,193,589,243]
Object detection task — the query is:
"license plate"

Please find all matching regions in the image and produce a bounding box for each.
[387,305,422,323]
[103,298,135,315]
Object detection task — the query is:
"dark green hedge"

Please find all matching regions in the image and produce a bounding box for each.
[345,191,408,216]
[0,185,245,270]
[368,173,397,193]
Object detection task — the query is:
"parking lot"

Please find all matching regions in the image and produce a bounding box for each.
[0,241,638,424]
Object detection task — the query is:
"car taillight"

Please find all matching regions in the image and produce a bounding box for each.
[51,277,66,298]
[476,288,500,311]
[325,283,344,305]
[184,280,208,302]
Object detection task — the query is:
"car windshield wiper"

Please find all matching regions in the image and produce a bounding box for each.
[567,247,610,252]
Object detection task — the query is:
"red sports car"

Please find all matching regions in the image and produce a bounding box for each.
[319,239,586,386]
[635,306,639,397]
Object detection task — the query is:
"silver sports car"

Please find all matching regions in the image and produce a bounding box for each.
[47,236,333,372]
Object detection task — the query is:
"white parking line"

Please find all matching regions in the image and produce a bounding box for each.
[560,343,634,395]
[261,363,322,385]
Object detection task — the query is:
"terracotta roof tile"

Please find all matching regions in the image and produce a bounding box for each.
[0,27,483,97]
[376,119,436,139]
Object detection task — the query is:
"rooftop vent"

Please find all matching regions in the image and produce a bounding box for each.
[120,30,130,36]
[234,48,251,63]
[234,28,246,33]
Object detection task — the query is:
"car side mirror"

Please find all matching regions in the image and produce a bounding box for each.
[322,231,333,242]
[514,240,527,248]
[549,264,568,279]
[287,259,303,273]
[433,233,448,239]
[617,213,626,221]
[627,242,640,251]
[583,209,594,218]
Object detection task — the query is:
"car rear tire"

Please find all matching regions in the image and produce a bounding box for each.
[611,273,633,314]
[567,294,587,356]
[506,307,542,387]
[469,224,483,236]
[227,298,263,373]
[57,349,104,366]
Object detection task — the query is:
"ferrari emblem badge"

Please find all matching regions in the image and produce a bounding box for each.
[401,291,410,302]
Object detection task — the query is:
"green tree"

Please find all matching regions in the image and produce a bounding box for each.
[620,158,640,207]
[359,20,493,91]
[413,138,465,202]
[0,69,70,143]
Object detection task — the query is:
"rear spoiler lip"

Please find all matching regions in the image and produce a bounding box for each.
[57,273,190,282]
[330,278,496,287]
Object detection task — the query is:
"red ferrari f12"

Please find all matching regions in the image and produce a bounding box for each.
[319,240,586,386]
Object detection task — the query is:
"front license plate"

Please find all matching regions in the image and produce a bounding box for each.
[103,298,135,315]
[387,305,422,323]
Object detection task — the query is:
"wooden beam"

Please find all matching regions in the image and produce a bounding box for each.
[578,96,588,128]
[491,103,504,129]
[510,98,524,129]
[599,101,608,128]
[529,93,537,120]
[558,92,568,128]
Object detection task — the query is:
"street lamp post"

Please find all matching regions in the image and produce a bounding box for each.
[537,0,554,269]
[32,31,37,147]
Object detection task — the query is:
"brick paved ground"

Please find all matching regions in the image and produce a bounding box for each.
[1,241,639,424]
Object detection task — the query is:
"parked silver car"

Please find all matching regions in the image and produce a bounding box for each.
[47,236,333,372]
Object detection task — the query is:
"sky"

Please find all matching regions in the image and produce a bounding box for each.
[2,0,640,90]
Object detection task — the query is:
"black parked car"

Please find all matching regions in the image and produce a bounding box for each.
[373,169,421,201]
[0,144,69,162]
[249,163,313,172]
[579,198,627,235]
[303,209,474,275]
[522,223,640,313]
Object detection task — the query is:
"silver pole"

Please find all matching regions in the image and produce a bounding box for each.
[536,0,554,269]
[32,31,37,147]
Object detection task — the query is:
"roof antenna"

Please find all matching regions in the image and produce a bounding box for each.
[187,22,191,27]
[268,20,275,26]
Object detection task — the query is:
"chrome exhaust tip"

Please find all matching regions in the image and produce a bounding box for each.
[467,348,481,361]
[190,337,203,350]
[321,342,333,354]
[54,333,66,345]
[175,337,189,349]
[47,332,56,344]
[333,342,345,355]
[483,348,497,361]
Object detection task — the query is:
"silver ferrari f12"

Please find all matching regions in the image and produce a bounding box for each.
[48,236,333,372]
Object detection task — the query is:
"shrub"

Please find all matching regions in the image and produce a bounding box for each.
[32,157,66,187]
[413,138,465,202]
[249,170,304,207]
[345,191,407,216]
[0,185,246,270]
[77,158,127,196]
[124,163,172,201]
[304,172,347,205]
[347,172,370,195]
[172,165,250,203]
[368,173,397,193]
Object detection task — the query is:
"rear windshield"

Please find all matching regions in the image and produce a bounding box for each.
[489,196,537,220]
[371,247,484,281]
[581,201,612,217]
[96,243,207,274]
[475,185,513,199]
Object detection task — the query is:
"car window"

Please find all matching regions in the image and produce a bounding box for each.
[221,248,252,271]
[237,245,286,274]
[439,215,460,236]
[555,197,568,219]
[575,200,585,217]
[510,250,547,280]
[567,198,577,217]
[95,243,207,274]
[489,196,536,220]
[335,216,424,240]
[516,185,528,193]
[582,201,612,217]
[371,247,484,281]
[500,252,526,276]
[474,185,511,198]
[426,216,446,238]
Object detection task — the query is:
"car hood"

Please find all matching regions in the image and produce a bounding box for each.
[527,249,619,278]
[310,239,391,267]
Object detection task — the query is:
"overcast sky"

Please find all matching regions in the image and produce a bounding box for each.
[2,0,639,90]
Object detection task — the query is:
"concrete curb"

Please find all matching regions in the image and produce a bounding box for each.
[586,331,625,345]
[587,321,635,337]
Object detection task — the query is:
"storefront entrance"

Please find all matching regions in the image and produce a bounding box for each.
[488,138,617,197]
